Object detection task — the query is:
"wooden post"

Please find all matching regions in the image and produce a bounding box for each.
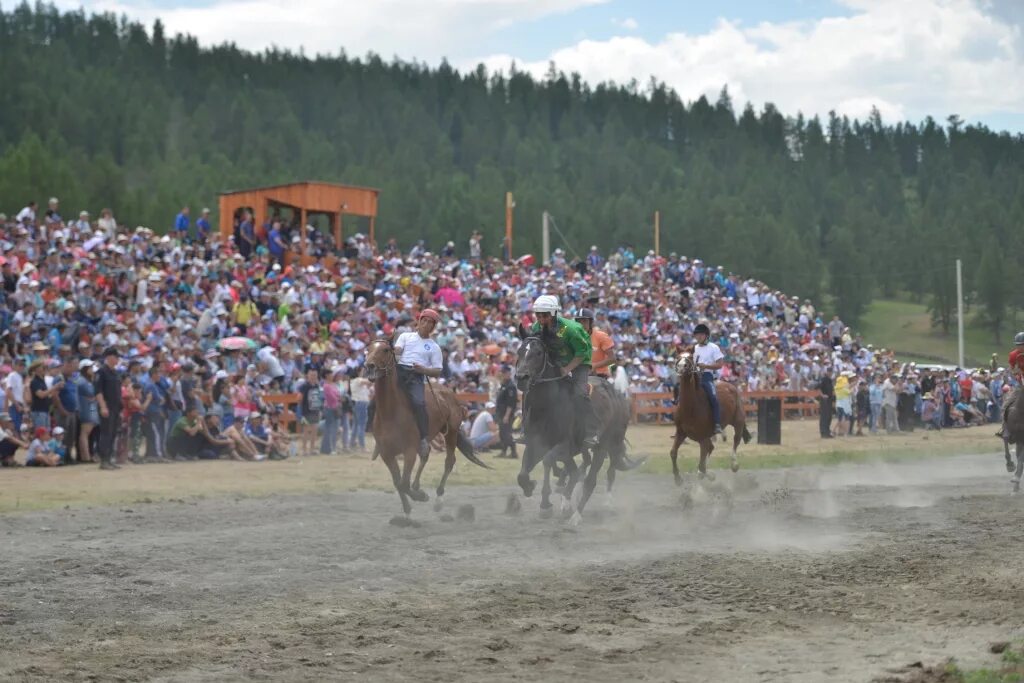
[505,191,514,261]
[654,210,660,257]
[335,211,343,252]
[369,216,376,248]
[299,208,308,260]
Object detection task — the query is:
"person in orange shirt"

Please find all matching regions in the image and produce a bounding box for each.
[574,309,617,377]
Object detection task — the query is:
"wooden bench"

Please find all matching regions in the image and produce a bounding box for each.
[631,392,676,424]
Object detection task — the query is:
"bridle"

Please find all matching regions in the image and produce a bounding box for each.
[676,353,700,382]
[364,339,396,378]
[519,336,564,394]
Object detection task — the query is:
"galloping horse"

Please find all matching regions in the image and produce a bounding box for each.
[671,353,751,484]
[514,333,580,516]
[1001,386,1024,492]
[515,332,641,524]
[363,339,489,516]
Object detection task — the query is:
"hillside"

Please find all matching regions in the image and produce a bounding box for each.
[0,4,1023,332]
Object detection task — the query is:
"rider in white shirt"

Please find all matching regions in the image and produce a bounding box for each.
[693,323,725,434]
[393,308,443,457]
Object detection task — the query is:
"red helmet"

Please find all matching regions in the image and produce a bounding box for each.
[419,308,440,322]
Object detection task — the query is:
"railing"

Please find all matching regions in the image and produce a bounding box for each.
[631,390,820,424]
[262,393,301,428]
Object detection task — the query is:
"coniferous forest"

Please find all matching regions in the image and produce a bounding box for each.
[1,3,1023,331]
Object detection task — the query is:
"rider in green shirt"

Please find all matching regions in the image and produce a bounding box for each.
[529,295,598,447]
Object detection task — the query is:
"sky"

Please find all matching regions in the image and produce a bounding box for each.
[59,0,1024,132]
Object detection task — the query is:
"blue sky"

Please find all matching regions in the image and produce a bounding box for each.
[66,0,1024,132]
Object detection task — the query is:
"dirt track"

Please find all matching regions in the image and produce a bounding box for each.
[2,452,1022,682]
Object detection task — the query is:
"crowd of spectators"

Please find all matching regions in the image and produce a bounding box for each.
[0,197,1010,468]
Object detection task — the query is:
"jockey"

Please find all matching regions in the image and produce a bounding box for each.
[574,308,617,378]
[529,295,598,447]
[693,322,724,434]
[394,308,443,458]
[1010,332,1024,382]
[996,332,1024,441]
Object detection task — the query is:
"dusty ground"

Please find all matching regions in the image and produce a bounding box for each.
[1,442,1022,682]
[0,420,998,513]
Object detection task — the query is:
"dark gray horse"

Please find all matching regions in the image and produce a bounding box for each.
[514,333,580,516]
[1000,386,1024,492]
[514,332,642,524]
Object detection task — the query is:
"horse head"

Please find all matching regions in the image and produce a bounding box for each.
[676,352,699,384]
[363,338,396,380]
[515,335,552,392]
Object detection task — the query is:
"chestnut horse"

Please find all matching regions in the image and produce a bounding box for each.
[363,339,489,516]
[670,353,751,484]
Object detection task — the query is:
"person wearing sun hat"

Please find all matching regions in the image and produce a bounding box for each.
[95,347,123,470]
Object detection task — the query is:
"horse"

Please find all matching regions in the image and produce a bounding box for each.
[670,352,751,484]
[363,339,489,516]
[515,333,642,524]
[1000,386,1024,492]
[514,333,581,517]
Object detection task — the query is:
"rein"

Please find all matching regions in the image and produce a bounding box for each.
[520,337,566,395]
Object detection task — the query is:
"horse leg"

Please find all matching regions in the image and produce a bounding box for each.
[1005,433,1015,473]
[605,463,618,508]
[1014,443,1023,494]
[409,449,430,502]
[382,452,412,516]
[698,440,715,481]
[730,424,741,473]
[577,446,607,522]
[670,428,685,486]
[560,455,580,516]
[399,449,422,504]
[540,445,558,514]
[518,442,537,497]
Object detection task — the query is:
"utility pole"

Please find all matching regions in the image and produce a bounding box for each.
[956,258,965,368]
[505,192,514,261]
[542,211,550,265]
[654,210,660,256]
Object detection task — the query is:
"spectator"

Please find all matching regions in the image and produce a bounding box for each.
[174,205,190,240]
[818,371,834,439]
[469,402,499,450]
[297,367,323,457]
[882,374,899,434]
[95,348,123,470]
[25,426,60,467]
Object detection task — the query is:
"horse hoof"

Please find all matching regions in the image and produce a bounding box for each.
[604,494,615,510]
[569,510,582,527]
[1007,461,1016,474]
[699,471,716,482]
[560,497,573,515]
[730,462,740,473]
[433,495,444,513]
[539,506,554,519]
[673,474,683,487]
[409,488,430,503]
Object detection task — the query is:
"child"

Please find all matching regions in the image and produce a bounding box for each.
[26,426,61,467]
[49,426,69,464]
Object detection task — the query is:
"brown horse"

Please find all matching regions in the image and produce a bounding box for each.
[670,352,751,484]
[363,339,489,516]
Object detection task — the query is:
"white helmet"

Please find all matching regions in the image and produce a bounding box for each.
[532,295,560,314]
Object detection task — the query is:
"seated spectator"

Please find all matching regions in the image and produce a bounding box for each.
[26,426,61,466]
[469,402,499,450]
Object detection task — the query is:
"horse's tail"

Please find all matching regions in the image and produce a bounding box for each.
[456,432,492,469]
[741,425,752,444]
[611,449,646,471]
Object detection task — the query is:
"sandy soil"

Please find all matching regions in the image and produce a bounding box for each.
[0,420,998,513]
[1,450,1021,682]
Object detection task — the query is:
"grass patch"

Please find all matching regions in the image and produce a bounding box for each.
[939,642,1024,683]
[859,298,1015,367]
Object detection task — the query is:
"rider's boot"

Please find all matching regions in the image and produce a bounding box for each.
[579,398,599,447]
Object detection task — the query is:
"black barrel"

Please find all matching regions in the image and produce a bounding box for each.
[757,398,782,445]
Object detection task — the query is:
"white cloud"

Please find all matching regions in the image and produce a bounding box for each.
[475,0,1024,124]
[59,0,608,61]
[611,16,638,31]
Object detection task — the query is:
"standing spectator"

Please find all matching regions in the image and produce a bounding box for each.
[349,372,371,452]
[882,374,899,434]
[54,357,79,462]
[833,371,852,436]
[827,315,844,349]
[77,360,99,463]
[854,379,870,436]
[95,348,123,470]
[27,358,60,430]
[196,208,212,243]
[238,210,256,259]
[5,357,26,432]
[298,367,323,456]
[15,200,37,226]
[469,230,482,260]
[97,208,117,240]
[494,365,518,458]
[174,205,190,241]
[868,375,884,434]
[267,220,287,267]
[140,365,168,463]
[818,370,834,439]
[321,367,342,455]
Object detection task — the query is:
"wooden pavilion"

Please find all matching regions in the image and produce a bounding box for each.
[218,181,379,265]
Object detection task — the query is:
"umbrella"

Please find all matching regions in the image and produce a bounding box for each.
[435,287,465,307]
[217,336,258,351]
